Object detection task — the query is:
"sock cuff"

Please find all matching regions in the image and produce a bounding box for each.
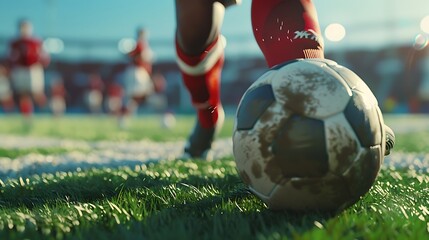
[176,36,225,76]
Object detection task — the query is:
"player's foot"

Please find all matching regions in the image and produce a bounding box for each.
[384,125,395,156]
[183,107,225,161]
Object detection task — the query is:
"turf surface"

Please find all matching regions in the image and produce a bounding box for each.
[0,115,428,239]
[0,115,234,142]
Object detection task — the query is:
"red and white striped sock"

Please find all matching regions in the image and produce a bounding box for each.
[176,36,225,129]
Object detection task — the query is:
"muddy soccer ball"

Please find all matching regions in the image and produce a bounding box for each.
[233,59,386,211]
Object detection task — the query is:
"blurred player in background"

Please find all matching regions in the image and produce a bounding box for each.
[119,27,154,128]
[106,80,123,115]
[9,19,49,125]
[49,76,66,117]
[0,65,14,112]
[118,27,168,129]
[85,71,104,114]
[175,0,395,159]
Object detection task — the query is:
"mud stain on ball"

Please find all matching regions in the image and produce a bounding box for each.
[252,162,262,179]
[295,69,340,93]
[258,126,274,159]
[258,117,290,184]
[281,85,317,116]
[328,125,359,174]
[259,134,283,183]
[278,67,342,117]
[336,139,358,166]
[259,108,274,124]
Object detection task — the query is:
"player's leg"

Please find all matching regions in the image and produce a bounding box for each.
[11,67,34,124]
[19,93,33,118]
[175,0,229,159]
[250,0,394,155]
[251,0,324,68]
[31,63,47,108]
[17,92,34,128]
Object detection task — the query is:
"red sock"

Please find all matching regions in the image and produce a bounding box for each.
[176,36,224,129]
[19,97,33,117]
[252,0,324,68]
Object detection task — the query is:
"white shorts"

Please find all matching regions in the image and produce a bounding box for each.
[85,90,103,107]
[123,66,154,98]
[11,64,45,94]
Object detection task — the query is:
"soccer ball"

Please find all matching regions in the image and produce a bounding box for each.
[233,59,386,211]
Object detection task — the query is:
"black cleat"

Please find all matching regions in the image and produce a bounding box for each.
[384,125,395,156]
[183,107,225,161]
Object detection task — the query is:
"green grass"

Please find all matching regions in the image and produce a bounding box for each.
[0,148,81,159]
[0,114,428,239]
[392,131,429,153]
[0,114,234,142]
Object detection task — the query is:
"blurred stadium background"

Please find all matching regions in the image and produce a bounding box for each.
[0,2,429,238]
[0,0,428,114]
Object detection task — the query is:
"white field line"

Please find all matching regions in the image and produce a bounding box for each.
[0,135,428,181]
[0,135,233,180]
[383,152,429,172]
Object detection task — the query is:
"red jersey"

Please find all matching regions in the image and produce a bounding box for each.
[9,37,49,67]
[128,41,152,74]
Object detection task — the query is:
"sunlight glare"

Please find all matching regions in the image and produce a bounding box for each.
[420,15,429,34]
[324,23,346,42]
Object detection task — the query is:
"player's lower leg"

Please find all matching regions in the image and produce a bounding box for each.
[251,0,324,68]
[117,99,138,129]
[251,0,395,155]
[175,0,226,159]
[176,36,225,159]
[19,95,33,127]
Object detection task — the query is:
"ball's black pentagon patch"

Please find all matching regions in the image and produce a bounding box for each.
[270,115,329,178]
[236,84,275,130]
[344,91,382,147]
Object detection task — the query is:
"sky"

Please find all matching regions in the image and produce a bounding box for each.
[0,0,428,60]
